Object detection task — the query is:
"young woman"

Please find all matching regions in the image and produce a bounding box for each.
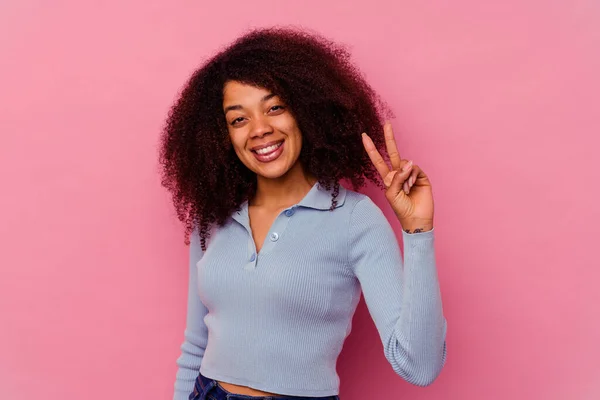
[160,27,447,400]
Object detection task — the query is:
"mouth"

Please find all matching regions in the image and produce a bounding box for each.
[251,140,285,163]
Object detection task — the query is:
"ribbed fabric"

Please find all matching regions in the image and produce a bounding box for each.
[173,183,447,400]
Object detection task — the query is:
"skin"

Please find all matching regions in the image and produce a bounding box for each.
[361,124,435,233]
[216,81,434,396]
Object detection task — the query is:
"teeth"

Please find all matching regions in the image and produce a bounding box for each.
[255,142,282,155]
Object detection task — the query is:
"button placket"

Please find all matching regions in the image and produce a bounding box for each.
[244,230,257,270]
[259,210,291,255]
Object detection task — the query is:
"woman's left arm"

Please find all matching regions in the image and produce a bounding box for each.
[348,198,447,386]
[352,122,447,386]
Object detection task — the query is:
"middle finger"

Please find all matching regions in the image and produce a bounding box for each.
[384,122,402,170]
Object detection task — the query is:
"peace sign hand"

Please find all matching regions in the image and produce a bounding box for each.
[361,122,434,233]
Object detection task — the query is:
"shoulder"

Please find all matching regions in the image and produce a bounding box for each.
[342,187,387,222]
[189,223,219,253]
[343,188,400,262]
[342,187,368,207]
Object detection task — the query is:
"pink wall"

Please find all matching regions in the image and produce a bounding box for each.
[1,1,598,399]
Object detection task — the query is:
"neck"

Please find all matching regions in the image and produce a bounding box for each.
[252,163,317,209]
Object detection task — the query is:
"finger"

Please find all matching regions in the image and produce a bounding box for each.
[362,133,390,179]
[383,170,397,188]
[404,165,419,193]
[388,160,412,196]
[408,170,419,187]
[413,165,427,184]
[383,121,402,170]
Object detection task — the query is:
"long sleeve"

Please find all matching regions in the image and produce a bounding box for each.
[173,229,210,400]
[348,197,447,386]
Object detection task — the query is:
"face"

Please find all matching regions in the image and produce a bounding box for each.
[222,81,303,180]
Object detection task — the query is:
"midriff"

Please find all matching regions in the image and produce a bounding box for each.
[216,380,280,397]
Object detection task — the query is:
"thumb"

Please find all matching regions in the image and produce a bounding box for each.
[388,162,413,194]
[384,159,413,187]
[383,170,397,187]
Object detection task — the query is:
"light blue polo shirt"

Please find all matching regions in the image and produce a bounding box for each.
[174,182,447,399]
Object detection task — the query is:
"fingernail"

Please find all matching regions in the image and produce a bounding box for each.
[402,160,413,172]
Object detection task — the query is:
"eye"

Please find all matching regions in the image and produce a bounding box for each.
[230,117,245,126]
[269,105,285,113]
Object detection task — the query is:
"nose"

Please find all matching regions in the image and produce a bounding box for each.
[249,115,273,139]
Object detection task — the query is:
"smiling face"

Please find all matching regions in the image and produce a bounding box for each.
[223,80,304,181]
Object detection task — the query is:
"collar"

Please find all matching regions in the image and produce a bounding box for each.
[297,181,347,210]
[232,182,347,224]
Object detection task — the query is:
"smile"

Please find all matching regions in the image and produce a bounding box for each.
[255,142,283,155]
[251,140,285,163]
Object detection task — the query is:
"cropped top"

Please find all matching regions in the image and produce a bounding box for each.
[173,182,447,399]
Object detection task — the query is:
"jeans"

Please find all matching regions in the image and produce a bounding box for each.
[189,372,340,400]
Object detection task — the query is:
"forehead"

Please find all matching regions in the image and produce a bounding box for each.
[222,81,274,106]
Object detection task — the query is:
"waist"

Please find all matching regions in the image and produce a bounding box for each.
[194,371,340,400]
[216,380,279,396]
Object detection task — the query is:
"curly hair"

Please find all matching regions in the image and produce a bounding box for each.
[159,27,393,250]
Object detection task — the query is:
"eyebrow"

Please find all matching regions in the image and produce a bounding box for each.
[223,93,277,114]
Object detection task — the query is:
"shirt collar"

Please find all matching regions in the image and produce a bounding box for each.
[297,181,347,210]
[232,182,347,224]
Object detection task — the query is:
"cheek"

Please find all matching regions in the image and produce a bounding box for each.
[291,127,303,147]
[228,132,244,151]
[281,118,302,143]
[228,133,255,167]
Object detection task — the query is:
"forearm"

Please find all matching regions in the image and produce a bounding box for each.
[390,229,446,384]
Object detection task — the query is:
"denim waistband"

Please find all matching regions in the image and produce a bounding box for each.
[191,371,340,400]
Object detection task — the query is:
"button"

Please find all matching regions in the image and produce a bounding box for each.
[269,232,279,242]
[249,253,256,262]
[284,209,294,217]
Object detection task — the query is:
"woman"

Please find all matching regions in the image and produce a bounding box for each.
[160,27,447,400]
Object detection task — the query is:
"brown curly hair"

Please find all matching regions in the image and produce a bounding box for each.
[159,27,393,250]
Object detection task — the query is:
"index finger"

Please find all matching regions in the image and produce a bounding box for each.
[384,121,402,170]
[361,132,390,179]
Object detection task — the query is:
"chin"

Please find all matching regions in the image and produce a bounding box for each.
[253,164,292,180]
[243,155,297,180]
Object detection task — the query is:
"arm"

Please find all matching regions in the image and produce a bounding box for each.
[173,229,210,400]
[348,198,447,386]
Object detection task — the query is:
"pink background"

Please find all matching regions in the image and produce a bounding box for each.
[1,1,598,399]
